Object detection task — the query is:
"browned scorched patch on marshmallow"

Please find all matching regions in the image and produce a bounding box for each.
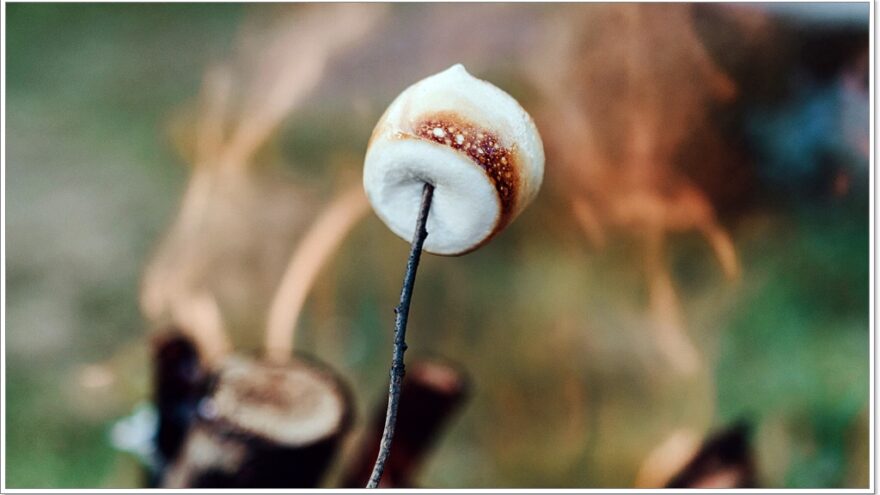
[414,113,520,231]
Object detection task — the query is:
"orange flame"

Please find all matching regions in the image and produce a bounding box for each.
[529,4,741,375]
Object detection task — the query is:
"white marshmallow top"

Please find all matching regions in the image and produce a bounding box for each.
[364,64,544,255]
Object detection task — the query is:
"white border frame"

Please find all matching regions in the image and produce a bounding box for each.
[0,0,875,493]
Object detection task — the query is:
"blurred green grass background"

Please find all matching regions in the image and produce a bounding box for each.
[4,3,869,488]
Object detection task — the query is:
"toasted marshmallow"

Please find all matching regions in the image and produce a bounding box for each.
[364,64,544,255]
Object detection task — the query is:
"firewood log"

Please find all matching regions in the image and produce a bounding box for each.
[666,421,757,488]
[163,355,353,488]
[342,359,468,488]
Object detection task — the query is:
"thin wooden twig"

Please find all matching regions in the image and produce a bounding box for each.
[367,183,434,488]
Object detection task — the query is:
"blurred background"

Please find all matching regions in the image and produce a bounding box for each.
[4,2,870,489]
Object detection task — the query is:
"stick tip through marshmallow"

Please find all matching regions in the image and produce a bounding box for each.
[364,64,545,255]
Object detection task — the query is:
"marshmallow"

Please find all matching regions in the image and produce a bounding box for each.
[364,64,545,255]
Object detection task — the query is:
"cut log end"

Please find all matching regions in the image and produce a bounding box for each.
[209,356,351,446]
[163,355,353,488]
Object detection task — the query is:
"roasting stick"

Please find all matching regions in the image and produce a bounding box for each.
[367,184,434,487]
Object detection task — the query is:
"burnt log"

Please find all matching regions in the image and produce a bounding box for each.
[342,359,468,488]
[152,330,209,478]
[163,355,353,488]
[666,421,757,488]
